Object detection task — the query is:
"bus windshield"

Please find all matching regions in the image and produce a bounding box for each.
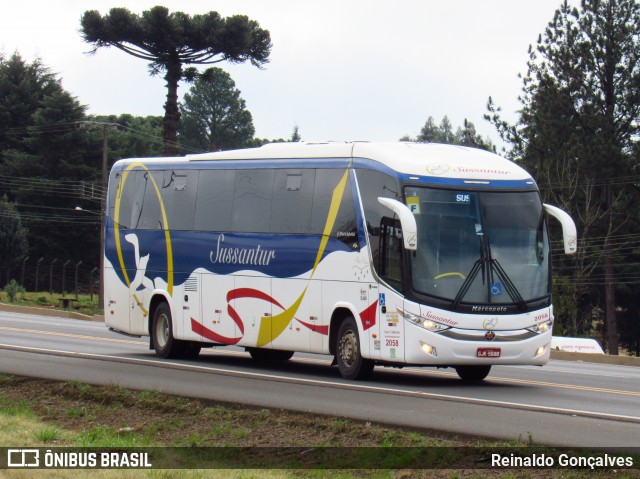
[406,187,550,306]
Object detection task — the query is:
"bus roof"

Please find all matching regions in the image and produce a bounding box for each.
[116,142,533,184]
[184,142,532,182]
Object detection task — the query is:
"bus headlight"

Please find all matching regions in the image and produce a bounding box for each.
[535,344,549,357]
[420,342,438,357]
[526,319,553,334]
[398,308,451,332]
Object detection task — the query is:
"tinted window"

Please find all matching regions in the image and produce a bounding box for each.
[311,169,358,247]
[380,218,404,292]
[270,169,316,233]
[136,171,163,230]
[107,167,121,224]
[355,169,399,266]
[232,169,274,233]
[194,170,235,231]
[115,169,142,229]
[158,170,197,230]
[114,169,161,230]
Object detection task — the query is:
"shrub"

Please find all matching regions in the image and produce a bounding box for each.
[4,280,25,302]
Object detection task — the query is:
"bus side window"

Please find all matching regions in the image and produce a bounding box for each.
[311,169,358,247]
[136,171,163,230]
[231,169,274,233]
[159,170,197,230]
[194,170,234,232]
[355,169,399,270]
[108,169,123,226]
[271,169,315,234]
[379,217,404,293]
[120,170,146,230]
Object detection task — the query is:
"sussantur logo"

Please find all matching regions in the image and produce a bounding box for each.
[426,163,450,176]
[483,317,499,330]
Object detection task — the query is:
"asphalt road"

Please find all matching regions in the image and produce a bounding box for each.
[0,310,639,449]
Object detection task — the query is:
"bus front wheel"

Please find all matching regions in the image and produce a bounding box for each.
[455,365,491,381]
[335,316,374,380]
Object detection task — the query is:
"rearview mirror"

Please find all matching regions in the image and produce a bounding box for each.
[378,197,417,251]
[544,204,577,255]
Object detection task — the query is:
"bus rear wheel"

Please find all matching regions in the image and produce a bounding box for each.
[455,365,491,381]
[336,316,374,380]
[152,302,200,359]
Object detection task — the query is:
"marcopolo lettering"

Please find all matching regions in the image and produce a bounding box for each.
[472,306,508,313]
[210,234,276,266]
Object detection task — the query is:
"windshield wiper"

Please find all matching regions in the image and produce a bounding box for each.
[451,235,527,311]
[452,230,490,309]
[451,258,484,309]
[490,258,526,311]
[484,236,526,310]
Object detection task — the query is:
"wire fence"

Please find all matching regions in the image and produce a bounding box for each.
[0,258,99,300]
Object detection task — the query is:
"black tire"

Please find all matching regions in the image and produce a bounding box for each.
[151,302,181,359]
[335,316,374,380]
[247,348,294,361]
[455,365,491,381]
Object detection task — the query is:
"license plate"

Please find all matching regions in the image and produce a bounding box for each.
[476,347,501,358]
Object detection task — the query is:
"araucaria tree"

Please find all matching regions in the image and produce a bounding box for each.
[80,6,271,155]
[487,0,640,354]
[179,67,255,153]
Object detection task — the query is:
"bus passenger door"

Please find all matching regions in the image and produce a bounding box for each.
[377,286,405,362]
[378,217,405,362]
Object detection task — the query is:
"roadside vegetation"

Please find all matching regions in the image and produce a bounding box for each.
[0,290,101,317]
[0,374,637,478]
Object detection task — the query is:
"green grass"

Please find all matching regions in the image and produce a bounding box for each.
[34,426,65,442]
[0,290,102,316]
[0,375,637,478]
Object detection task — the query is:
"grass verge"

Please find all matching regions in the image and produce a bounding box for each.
[0,291,101,316]
[0,374,636,478]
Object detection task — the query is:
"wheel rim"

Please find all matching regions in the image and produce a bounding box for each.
[155,313,169,349]
[339,329,358,368]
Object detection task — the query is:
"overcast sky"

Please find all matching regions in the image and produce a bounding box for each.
[1,1,564,146]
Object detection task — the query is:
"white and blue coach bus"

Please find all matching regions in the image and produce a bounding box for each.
[104,142,577,381]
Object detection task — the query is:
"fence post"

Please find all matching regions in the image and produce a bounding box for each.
[62,260,71,295]
[90,267,98,302]
[49,258,58,295]
[34,257,44,293]
[21,256,29,288]
[75,261,83,299]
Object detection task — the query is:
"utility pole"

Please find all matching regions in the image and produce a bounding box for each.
[79,121,119,310]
